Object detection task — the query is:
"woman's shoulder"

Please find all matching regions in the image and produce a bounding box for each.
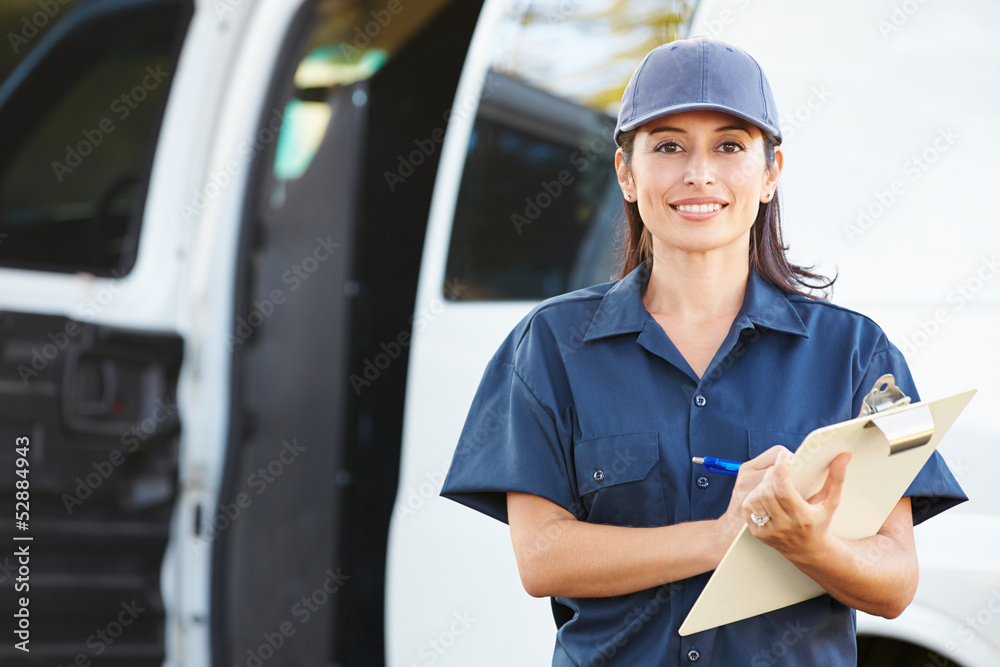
[494,279,619,364]
[783,292,895,355]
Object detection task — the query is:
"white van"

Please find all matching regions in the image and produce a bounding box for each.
[0,0,995,666]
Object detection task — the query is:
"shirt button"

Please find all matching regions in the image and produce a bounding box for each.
[696,476,710,489]
[593,470,605,482]
[687,649,701,661]
[694,394,707,407]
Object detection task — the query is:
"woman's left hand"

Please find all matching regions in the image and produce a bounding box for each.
[741,449,852,557]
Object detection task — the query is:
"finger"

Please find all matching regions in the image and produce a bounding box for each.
[742,477,784,528]
[738,448,785,497]
[747,509,770,529]
[817,451,851,508]
[741,492,770,520]
[768,450,805,517]
[743,444,794,470]
[743,495,770,527]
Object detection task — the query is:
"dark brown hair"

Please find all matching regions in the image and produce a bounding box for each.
[614,127,835,299]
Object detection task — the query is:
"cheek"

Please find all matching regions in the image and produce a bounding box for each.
[632,161,680,197]
[725,161,767,196]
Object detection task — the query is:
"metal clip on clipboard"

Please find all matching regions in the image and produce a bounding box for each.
[859,374,934,455]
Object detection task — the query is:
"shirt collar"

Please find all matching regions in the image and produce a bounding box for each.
[583,261,810,342]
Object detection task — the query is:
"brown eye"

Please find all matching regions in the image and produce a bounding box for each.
[655,141,681,153]
[719,141,745,153]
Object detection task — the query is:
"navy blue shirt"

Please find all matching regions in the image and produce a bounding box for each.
[441,261,967,666]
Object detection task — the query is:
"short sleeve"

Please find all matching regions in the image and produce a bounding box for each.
[855,342,968,525]
[440,358,578,524]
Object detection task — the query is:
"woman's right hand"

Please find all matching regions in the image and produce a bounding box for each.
[715,445,792,549]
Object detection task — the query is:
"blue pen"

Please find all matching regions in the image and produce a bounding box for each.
[691,456,743,475]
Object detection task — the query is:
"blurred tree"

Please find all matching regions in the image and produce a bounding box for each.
[499,0,694,114]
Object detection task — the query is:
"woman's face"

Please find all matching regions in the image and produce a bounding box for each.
[616,109,782,260]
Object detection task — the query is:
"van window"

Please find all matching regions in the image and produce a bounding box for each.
[0,0,192,276]
[444,0,694,300]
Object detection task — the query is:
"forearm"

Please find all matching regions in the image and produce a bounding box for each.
[781,500,918,618]
[508,493,731,598]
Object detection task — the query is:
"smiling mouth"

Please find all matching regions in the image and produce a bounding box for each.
[671,203,726,213]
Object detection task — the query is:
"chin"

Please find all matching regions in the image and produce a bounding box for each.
[658,232,746,257]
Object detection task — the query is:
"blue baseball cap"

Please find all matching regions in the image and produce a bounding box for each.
[615,36,782,145]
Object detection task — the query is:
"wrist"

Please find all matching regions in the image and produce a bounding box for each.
[784,529,841,571]
[709,516,740,564]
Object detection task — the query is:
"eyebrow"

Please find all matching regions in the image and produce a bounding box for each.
[648,124,754,135]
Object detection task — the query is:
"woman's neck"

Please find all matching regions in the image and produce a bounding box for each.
[642,242,750,322]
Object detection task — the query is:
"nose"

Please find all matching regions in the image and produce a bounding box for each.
[683,148,716,189]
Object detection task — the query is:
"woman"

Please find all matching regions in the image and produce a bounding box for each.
[441,37,965,665]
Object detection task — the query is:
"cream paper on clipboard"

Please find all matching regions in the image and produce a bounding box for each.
[678,387,976,636]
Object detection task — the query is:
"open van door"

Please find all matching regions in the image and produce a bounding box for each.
[0,1,192,664]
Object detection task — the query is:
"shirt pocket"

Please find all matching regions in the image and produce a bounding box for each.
[573,432,666,527]
[747,428,810,460]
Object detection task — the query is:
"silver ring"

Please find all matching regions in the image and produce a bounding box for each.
[751,512,770,527]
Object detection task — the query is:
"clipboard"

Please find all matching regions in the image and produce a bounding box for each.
[679,376,976,636]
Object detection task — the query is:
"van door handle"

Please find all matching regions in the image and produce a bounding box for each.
[74,358,118,417]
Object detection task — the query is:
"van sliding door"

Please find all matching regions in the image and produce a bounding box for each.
[216,0,482,664]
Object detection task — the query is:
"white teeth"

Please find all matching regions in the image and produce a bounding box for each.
[675,203,723,213]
